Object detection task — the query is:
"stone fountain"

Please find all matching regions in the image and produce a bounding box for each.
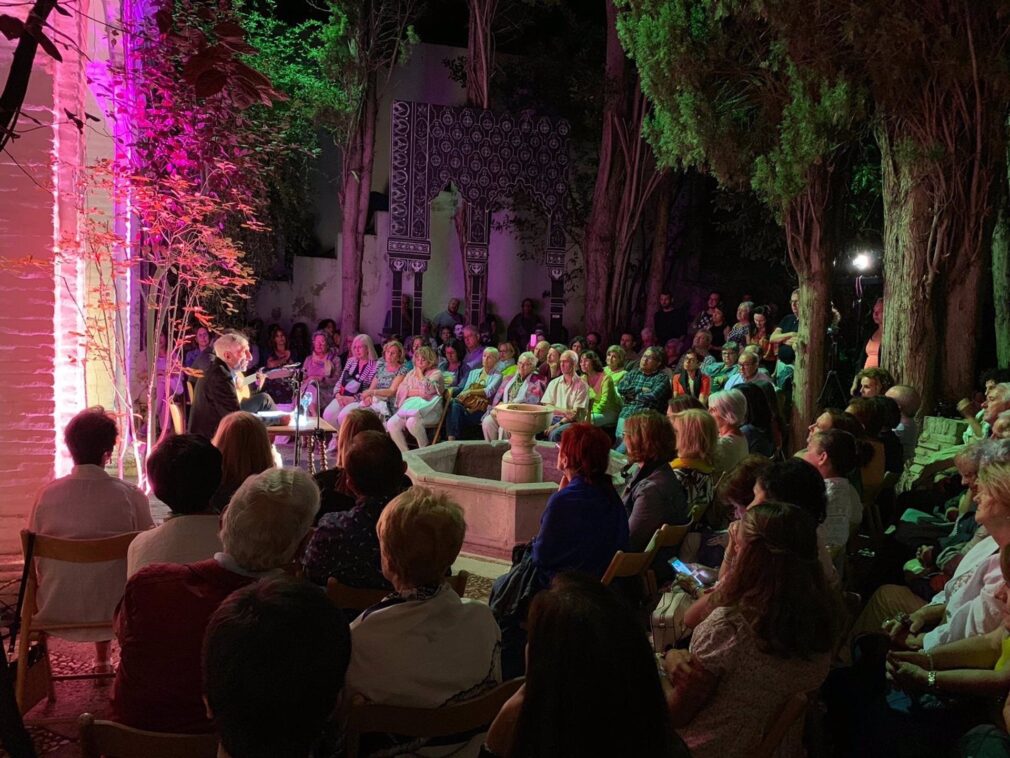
[403,405,626,559]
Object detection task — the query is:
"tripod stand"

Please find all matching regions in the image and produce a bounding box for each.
[816,331,848,410]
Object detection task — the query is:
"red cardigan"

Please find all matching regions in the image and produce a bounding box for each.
[672,370,711,400]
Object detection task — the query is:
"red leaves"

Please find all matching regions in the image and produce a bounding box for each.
[0,14,24,40]
[194,68,228,99]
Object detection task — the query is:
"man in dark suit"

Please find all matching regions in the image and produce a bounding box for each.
[189,332,277,439]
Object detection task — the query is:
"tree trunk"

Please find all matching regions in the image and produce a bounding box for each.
[878,126,940,413]
[941,250,987,402]
[340,86,377,338]
[645,176,671,331]
[584,0,629,337]
[994,201,1010,367]
[0,0,58,153]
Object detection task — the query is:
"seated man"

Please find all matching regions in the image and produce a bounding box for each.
[886,384,922,463]
[620,332,640,369]
[112,467,319,733]
[203,577,351,758]
[482,351,546,440]
[677,329,717,371]
[615,346,673,437]
[724,347,771,390]
[28,407,153,670]
[704,341,740,392]
[302,431,406,590]
[543,350,590,442]
[189,331,277,440]
[344,486,501,754]
[445,347,503,441]
[128,434,223,577]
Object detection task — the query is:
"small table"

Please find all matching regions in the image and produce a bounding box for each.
[265,418,337,474]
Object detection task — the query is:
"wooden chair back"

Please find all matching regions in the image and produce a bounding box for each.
[600,550,655,587]
[15,530,140,711]
[344,678,523,758]
[750,691,810,758]
[326,572,471,612]
[428,389,453,445]
[646,523,691,553]
[78,713,219,758]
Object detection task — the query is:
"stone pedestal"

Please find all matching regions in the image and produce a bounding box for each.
[492,403,553,484]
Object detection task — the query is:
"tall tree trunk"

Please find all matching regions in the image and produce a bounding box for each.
[0,0,58,153]
[645,176,671,331]
[340,86,377,338]
[584,0,630,338]
[941,249,987,401]
[878,125,941,413]
[994,202,1010,367]
[784,166,834,449]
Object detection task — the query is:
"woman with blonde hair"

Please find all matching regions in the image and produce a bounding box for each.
[321,334,380,425]
[386,345,445,451]
[210,411,275,511]
[670,409,718,530]
[335,340,408,429]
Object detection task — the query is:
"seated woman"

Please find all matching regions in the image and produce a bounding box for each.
[747,305,776,371]
[579,350,621,429]
[669,409,718,520]
[385,346,445,451]
[28,408,154,670]
[482,351,546,441]
[672,352,711,406]
[708,389,750,475]
[496,340,518,376]
[537,343,564,382]
[299,330,341,417]
[445,347,503,441]
[485,574,689,758]
[313,408,387,521]
[302,432,407,591]
[737,382,777,458]
[343,486,501,755]
[438,338,468,389]
[210,411,276,512]
[491,424,629,677]
[663,502,838,758]
[622,411,689,575]
[321,334,379,425]
[128,435,223,577]
[604,344,628,386]
[334,339,407,430]
[727,301,754,346]
[262,326,294,404]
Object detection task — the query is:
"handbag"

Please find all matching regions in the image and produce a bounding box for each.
[488,545,545,624]
[650,587,694,653]
[459,389,490,414]
[343,379,362,395]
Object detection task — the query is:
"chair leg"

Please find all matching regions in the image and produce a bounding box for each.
[14,620,29,711]
[41,635,55,702]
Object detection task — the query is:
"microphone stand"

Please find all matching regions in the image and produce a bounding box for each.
[305,379,325,472]
[285,368,307,468]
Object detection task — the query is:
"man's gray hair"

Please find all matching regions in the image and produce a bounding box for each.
[221,468,320,572]
[214,331,249,360]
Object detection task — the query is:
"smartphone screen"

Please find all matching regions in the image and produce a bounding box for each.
[669,558,693,576]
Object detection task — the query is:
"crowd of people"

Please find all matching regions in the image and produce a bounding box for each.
[13,287,1010,758]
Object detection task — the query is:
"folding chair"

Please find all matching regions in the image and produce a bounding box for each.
[600,548,659,605]
[15,529,140,712]
[645,523,691,554]
[78,712,218,758]
[344,678,523,758]
[168,402,186,435]
[428,389,453,445]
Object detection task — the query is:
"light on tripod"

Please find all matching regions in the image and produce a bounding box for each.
[852,252,874,272]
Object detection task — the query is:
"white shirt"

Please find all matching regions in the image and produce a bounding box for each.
[823,477,862,548]
[541,374,589,412]
[127,514,222,577]
[28,465,153,640]
[712,434,748,476]
[922,535,1001,651]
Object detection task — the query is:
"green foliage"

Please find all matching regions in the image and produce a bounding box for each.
[616,0,865,220]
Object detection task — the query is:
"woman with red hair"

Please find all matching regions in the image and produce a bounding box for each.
[490,422,629,678]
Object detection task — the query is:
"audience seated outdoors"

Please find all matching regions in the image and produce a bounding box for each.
[737,382,778,458]
[331,339,407,429]
[209,411,276,511]
[491,423,629,678]
[300,330,341,416]
[128,435,222,577]
[112,467,318,733]
[462,325,485,371]
[482,351,546,440]
[314,408,387,520]
[27,407,154,671]
[484,574,690,758]
[802,429,865,552]
[446,347,503,440]
[672,351,711,405]
[886,383,922,463]
[620,332,640,368]
[542,350,590,442]
[668,409,717,522]
[724,347,770,390]
[663,502,838,758]
[343,486,501,755]
[579,350,621,429]
[203,577,350,758]
[302,431,406,591]
[604,344,628,386]
[704,341,740,392]
[439,337,469,389]
[385,345,445,451]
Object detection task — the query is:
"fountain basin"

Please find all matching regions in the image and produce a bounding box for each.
[404,441,627,560]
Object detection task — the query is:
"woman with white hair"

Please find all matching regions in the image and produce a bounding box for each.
[708,390,751,475]
[343,487,501,754]
[482,351,546,441]
[322,334,379,426]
